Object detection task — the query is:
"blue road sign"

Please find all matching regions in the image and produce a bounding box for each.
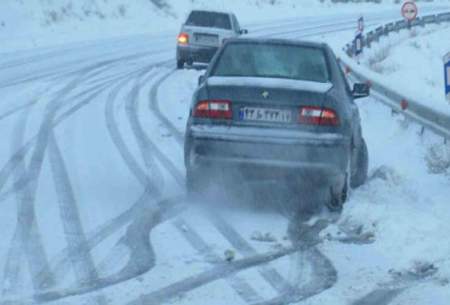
[445,52,450,103]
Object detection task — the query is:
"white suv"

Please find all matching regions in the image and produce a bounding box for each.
[176,10,247,69]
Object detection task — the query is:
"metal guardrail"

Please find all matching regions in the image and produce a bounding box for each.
[341,12,450,141]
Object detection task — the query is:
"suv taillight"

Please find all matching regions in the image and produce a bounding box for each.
[193,100,232,119]
[298,106,339,126]
[177,33,189,45]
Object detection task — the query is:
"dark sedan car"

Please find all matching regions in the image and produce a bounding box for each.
[184,38,369,212]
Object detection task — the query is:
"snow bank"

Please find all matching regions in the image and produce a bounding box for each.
[1,0,449,53]
[360,24,450,115]
[317,97,450,304]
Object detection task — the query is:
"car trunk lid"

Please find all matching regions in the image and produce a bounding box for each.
[205,76,333,129]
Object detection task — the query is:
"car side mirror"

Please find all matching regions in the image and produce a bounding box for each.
[198,74,206,86]
[352,83,370,99]
[239,29,248,35]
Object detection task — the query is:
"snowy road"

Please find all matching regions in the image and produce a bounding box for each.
[1,7,450,305]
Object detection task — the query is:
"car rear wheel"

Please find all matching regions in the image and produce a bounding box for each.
[350,138,369,188]
[177,60,185,69]
[325,178,347,213]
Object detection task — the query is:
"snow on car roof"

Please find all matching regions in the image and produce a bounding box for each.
[189,9,233,16]
[223,37,327,49]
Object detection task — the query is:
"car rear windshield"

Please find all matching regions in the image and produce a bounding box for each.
[212,43,330,83]
[185,11,232,30]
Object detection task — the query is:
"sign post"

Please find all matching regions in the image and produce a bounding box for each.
[353,16,364,62]
[358,16,364,33]
[353,32,363,58]
[445,52,450,104]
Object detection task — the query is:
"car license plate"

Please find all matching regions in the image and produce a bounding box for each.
[239,107,292,123]
[195,34,218,45]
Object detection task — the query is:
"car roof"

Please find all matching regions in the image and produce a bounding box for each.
[188,9,233,16]
[223,38,327,49]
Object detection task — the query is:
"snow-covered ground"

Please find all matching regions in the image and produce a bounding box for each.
[1,2,450,305]
[1,0,450,53]
[359,24,450,115]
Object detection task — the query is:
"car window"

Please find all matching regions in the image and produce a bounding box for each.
[185,11,232,30]
[212,43,330,83]
[338,65,353,96]
[232,15,240,32]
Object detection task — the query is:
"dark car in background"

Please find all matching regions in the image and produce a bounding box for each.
[176,10,248,69]
[184,38,369,212]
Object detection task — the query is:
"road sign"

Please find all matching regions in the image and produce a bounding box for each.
[354,32,363,56]
[402,1,418,21]
[445,52,450,103]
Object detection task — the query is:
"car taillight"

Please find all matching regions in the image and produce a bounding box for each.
[177,33,189,45]
[298,106,339,126]
[193,100,232,119]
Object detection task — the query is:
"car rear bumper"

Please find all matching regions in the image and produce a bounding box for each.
[177,45,219,63]
[185,124,351,183]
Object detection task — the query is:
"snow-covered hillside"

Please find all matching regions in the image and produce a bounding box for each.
[1,0,449,53]
[361,24,450,115]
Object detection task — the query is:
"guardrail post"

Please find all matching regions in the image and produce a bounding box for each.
[419,126,426,137]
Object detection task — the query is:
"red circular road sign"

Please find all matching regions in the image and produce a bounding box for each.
[402,1,418,21]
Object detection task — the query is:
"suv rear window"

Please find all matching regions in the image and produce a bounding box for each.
[212,43,330,83]
[185,11,232,30]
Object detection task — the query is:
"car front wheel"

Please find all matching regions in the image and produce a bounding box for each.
[177,59,185,69]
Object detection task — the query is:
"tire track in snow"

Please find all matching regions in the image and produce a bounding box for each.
[353,289,404,305]
[0,62,114,198]
[130,68,185,187]
[128,245,298,305]
[250,248,337,305]
[1,67,99,297]
[148,69,184,144]
[38,63,166,285]
[0,61,165,203]
[173,218,264,303]
[0,197,184,305]
[47,131,107,304]
[0,101,37,122]
[125,68,165,195]
[0,50,155,89]
[0,60,184,304]
[1,61,133,298]
[1,105,34,296]
[208,213,296,295]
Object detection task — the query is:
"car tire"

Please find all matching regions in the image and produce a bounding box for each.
[350,138,369,189]
[177,60,185,69]
[325,179,347,213]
